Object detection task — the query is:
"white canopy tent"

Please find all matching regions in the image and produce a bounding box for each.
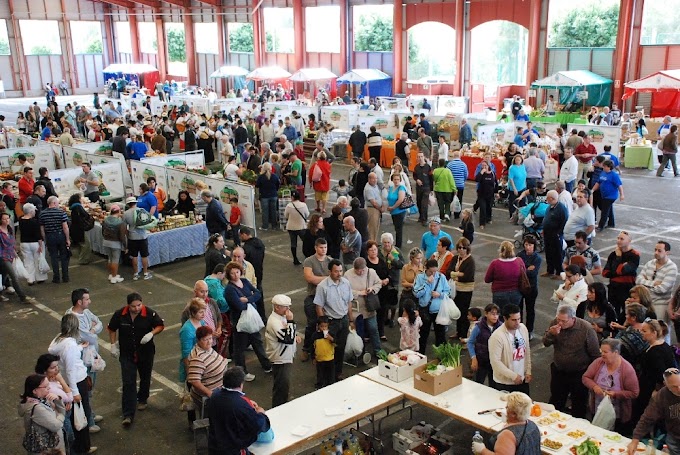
[246,66,292,81]
[288,68,337,82]
[209,66,249,78]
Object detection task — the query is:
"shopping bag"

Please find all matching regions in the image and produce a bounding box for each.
[38,253,50,274]
[90,355,106,373]
[451,195,462,213]
[428,192,436,207]
[13,257,29,280]
[82,346,96,366]
[408,205,419,215]
[257,427,275,443]
[591,395,616,430]
[73,402,88,431]
[435,296,461,326]
[344,328,364,358]
[179,383,195,411]
[235,304,265,334]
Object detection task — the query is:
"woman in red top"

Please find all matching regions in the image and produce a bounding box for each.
[17,167,34,205]
[309,151,332,214]
[484,240,525,313]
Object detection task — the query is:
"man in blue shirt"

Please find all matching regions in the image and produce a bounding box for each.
[446,151,469,218]
[516,109,530,122]
[126,134,147,161]
[522,122,539,145]
[419,113,431,135]
[420,217,453,259]
[459,119,472,147]
[283,117,297,142]
[599,145,620,172]
[41,123,53,141]
[513,126,524,149]
[422,98,432,111]
[591,160,624,231]
[136,183,158,218]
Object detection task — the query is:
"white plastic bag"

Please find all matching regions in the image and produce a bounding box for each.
[13,257,29,280]
[73,402,87,431]
[236,304,265,334]
[591,395,616,430]
[428,192,436,207]
[451,195,462,213]
[82,346,96,366]
[344,329,364,358]
[38,253,50,274]
[90,355,106,373]
[435,296,461,326]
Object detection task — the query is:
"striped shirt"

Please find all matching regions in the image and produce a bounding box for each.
[446,159,468,188]
[39,207,68,234]
[187,345,228,402]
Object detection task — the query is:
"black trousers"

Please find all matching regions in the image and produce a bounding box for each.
[316,360,335,389]
[544,231,564,275]
[454,291,473,338]
[302,295,318,354]
[271,363,292,408]
[328,316,349,378]
[477,194,493,226]
[549,363,589,418]
[120,353,153,419]
[495,381,530,395]
[418,310,446,355]
[523,287,538,333]
[453,187,464,218]
[71,378,92,453]
[415,186,430,222]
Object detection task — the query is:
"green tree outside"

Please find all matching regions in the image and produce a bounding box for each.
[549,4,619,47]
[30,45,55,55]
[0,39,9,55]
[85,40,102,54]
[167,28,186,62]
[354,13,393,52]
[229,23,254,52]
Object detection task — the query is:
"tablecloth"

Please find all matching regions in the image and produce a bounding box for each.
[623,145,655,170]
[530,113,587,124]
[460,156,504,180]
[87,222,210,267]
[347,142,419,170]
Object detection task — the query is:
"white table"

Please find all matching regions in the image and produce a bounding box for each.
[359,367,508,432]
[249,375,403,455]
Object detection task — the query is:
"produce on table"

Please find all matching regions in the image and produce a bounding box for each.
[573,438,600,455]
[425,343,463,376]
[377,349,424,366]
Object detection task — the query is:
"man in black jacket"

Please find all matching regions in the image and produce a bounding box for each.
[541,190,569,279]
[36,167,58,206]
[240,226,267,321]
[201,190,228,240]
[348,125,367,159]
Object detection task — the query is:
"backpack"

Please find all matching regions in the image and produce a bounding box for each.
[80,211,95,232]
[134,208,158,230]
[311,163,323,183]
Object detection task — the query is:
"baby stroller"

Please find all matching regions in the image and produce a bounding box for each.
[494,179,510,207]
[344,313,373,367]
[513,201,547,252]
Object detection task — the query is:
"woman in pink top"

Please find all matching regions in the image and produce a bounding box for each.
[35,353,76,445]
[484,241,525,314]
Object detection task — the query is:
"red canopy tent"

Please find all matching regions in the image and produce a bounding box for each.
[623,70,680,117]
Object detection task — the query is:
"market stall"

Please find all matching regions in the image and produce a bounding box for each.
[209,65,249,92]
[531,70,613,108]
[102,63,160,92]
[623,144,655,170]
[336,69,392,98]
[289,67,337,99]
[623,69,680,117]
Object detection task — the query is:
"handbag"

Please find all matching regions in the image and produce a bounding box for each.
[364,272,381,312]
[179,383,195,411]
[399,193,416,210]
[22,404,60,453]
[517,260,532,297]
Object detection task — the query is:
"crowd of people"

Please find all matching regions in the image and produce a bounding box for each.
[12,88,680,455]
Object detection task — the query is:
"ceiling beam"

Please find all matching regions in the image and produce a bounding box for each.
[95,0,136,9]
[133,0,162,7]
[162,0,190,7]
[195,0,221,6]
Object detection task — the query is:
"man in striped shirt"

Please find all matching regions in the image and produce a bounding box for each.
[39,196,71,283]
[446,151,468,219]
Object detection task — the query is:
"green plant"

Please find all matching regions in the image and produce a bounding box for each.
[432,343,462,368]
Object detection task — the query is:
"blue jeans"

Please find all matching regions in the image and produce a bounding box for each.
[565,179,575,193]
[492,290,523,314]
[260,196,278,229]
[361,315,381,356]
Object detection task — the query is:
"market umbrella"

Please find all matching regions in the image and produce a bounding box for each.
[246,66,292,81]
[288,68,337,82]
[209,66,249,78]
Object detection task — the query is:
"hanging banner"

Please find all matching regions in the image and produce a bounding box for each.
[0,144,57,171]
[130,162,168,195]
[6,132,37,149]
[85,151,132,189]
[356,112,398,140]
[477,122,515,144]
[140,150,205,169]
[435,96,469,115]
[50,163,125,200]
[376,97,409,110]
[567,123,621,155]
[71,141,114,154]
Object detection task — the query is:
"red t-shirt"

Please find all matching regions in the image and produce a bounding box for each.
[229,205,241,225]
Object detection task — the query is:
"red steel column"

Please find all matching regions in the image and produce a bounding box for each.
[252,0,263,67]
[526,0,542,92]
[184,11,197,84]
[216,5,227,94]
[293,0,304,69]
[103,5,115,66]
[155,10,167,80]
[339,0,348,75]
[129,10,141,62]
[613,0,634,103]
[454,0,464,95]
[393,1,403,94]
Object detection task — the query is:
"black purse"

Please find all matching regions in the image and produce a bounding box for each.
[364,272,381,312]
[22,404,60,453]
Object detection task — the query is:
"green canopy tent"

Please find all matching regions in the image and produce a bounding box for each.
[531,70,612,107]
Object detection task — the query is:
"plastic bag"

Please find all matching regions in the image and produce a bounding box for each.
[236,304,265,334]
[38,253,50,274]
[82,346,96,366]
[451,195,462,213]
[90,355,106,373]
[179,384,195,411]
[428,192,436,207]
[344,329,364,358]
[73,402,87,431]
[435,296,461,326]
[257,427,275,443]
[591,395,616,430]
[13,257,29,280]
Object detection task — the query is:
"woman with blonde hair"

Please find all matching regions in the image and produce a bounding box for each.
[484,241,525,313]
[626,284,657,319]
[255,161,281,231]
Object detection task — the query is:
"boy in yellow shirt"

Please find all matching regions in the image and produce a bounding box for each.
[312,316,335,388]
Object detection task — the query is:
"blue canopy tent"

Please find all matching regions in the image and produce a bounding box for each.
[336,69,392,98]
[531,70,612,107]
[102,63,160,90]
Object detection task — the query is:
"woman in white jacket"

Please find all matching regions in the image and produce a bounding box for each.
[48,313,94,454]
[552,264,588,311]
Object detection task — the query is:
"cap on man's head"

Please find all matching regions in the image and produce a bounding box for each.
[429,216,441,225]
[125,196,137,205]
[272,295,292,307]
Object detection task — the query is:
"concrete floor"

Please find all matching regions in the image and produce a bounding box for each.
[1,100,679,453]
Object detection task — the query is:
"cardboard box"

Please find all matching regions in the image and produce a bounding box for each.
[392,430,423,454]
[412,361,463,395]
[378,354,427,382]
[405,434,455,455]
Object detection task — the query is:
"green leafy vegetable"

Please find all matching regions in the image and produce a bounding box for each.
[377,349,388,362]
[432,343,462,368]
[576,438,600,455]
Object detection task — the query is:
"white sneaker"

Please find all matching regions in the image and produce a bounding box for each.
[114,275,124,283]
[132,274,140,281]
[143,272,152,280]
[107,274,113,281]
[6,286,15,294]
[244,373,256,382]
[110,277,117,284]
[89,425,101,433]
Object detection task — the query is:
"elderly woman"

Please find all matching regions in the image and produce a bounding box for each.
[102,203,126,284]
[345,257,383,358]
[205,264,230,356]
[378,232,404,327]
[400,247,424,311]
[0,211,33,303]
[187,326,229,416]
[633,319,677,423]
[626,285,657,319]
[224,261,272,382]
[430,236,454,274]
[18,374,68,455]
[507,154,527,217]
[447,237,476,340]
[47,313,92,454]
[179,298,208,385]
[484,241,525,313]
[577,282,618,341]
[386,173,407,248]
[19,202,48,285]
[472,392,541,455]
[552,264,588,311]
[612,303,649,370]
[310,151,332,214]
[255,162,280,231]
[204,233,230,277]
[583,338,639,433]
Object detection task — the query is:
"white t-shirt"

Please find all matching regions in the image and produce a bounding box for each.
[438,142,449,162]
[224,163,240,180]
[508,331,527,380]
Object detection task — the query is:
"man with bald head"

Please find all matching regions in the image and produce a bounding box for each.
[541,190,569,279]
[340,216,361,268]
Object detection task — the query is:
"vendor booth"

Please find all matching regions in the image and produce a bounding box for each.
[289,67,337,99]
[531,70,612,107]
[102,63,160,91]
[337,69,392,98]
[209,65,250,91]
[623,69,680,118]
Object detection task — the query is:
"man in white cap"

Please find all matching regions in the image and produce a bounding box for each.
[264,294,300,408]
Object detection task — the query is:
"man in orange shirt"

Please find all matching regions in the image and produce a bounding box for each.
[146,177,167,213]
